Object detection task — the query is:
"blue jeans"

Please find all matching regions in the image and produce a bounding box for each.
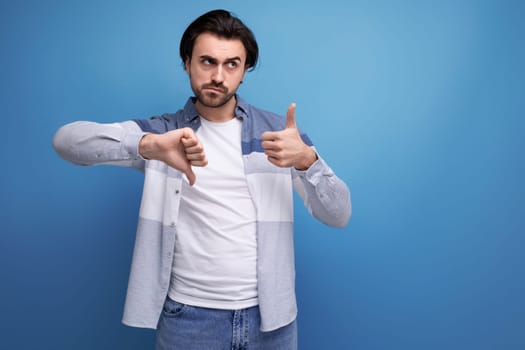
[156,297,297,350]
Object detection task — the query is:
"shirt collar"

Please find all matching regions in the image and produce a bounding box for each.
[182,95,250,122]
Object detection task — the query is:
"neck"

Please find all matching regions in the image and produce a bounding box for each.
[195,96,237,122]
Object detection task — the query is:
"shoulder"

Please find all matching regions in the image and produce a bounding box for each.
[133,110,185,133]
[237,99,286,131]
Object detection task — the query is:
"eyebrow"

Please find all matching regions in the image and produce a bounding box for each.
[199,55,242,63]
[226,56,242,62]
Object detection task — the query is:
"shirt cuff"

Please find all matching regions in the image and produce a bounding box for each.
[294,155,334,186]
[122,131,148,160]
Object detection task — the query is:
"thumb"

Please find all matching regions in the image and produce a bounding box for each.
[185,167,196,186]
[285,102,297,129]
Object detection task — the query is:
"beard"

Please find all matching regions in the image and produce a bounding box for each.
[191,81,237,109]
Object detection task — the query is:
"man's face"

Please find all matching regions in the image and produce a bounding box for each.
[185,32,248,109]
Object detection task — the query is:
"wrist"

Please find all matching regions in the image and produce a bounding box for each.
[138,133,155,160]
[296,147,318,171]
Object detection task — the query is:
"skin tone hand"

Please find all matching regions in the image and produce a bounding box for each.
[139,127,207,185]
[261,103,318,170]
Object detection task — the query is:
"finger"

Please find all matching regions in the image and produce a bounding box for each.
[186,152,207,163]
[189,159,208,167]
[261,131,279,141]
[184,143,204,154]
[264,149,280,159]
[181,138,194,148]
[261,140,281,152]
[181,127,196,138]
[266,155,287,168]
[181,135,198,148]
[265,155,279,165]
[285,102,297,129]
[181,128,198,144]
[185,167,196,186]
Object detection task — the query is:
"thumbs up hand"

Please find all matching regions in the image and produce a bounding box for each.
[261,103,318,170]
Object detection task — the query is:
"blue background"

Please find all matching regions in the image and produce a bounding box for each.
[2,0,524,349]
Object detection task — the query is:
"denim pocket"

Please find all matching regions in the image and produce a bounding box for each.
[162,297,187,318]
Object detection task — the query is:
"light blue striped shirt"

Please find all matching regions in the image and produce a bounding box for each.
[53,96,351,331]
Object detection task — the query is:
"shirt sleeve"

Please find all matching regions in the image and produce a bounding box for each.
[52,120,147,170]
[293,152,352,228]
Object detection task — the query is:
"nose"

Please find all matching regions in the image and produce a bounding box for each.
[211,65,224,84]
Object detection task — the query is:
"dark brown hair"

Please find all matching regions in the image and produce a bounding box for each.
[179,9,259,71]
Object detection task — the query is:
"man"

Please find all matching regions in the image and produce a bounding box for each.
[53,9,351,350]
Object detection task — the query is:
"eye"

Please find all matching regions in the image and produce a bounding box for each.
[202,58,212,65]
[227,61,238,69]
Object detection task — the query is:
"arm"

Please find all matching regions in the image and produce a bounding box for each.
[52,120,147,169]
[53,120,208,185]
[293,156,352,228]
[261,103,351,227]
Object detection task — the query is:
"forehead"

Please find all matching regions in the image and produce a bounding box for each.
[192,32,246,61]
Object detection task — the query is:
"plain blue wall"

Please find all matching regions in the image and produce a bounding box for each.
[2,0,524,349]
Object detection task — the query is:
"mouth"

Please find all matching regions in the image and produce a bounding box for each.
[202,85,227,94]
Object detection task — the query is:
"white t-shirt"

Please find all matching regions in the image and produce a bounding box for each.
[168,116,258,309]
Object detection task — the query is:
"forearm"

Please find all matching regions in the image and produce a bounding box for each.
[294,156,352,228]
[52,120,146,168]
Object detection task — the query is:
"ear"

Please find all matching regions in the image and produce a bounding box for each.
[184,56,191,72]
[240,66,248,80]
